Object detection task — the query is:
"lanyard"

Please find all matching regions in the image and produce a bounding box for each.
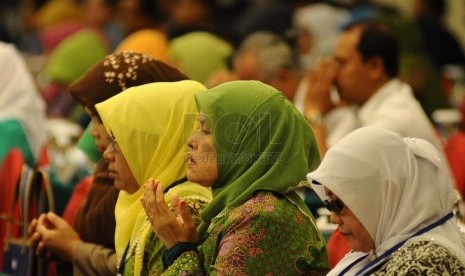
[115,177,187,276]
[117,243,130,276]
[337,253,368,276]
[355,212,454,276]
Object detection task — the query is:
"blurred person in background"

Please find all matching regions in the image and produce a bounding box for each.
[413,0,465,73]
[303,20,443,156]
[113,0,171,62]
[0,42,47,166]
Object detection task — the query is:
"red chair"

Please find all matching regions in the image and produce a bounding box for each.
[62,176,93,226]
[0,149,26,269]
[327,229,351,268]
[445,132,465,198]
[37,147,50,168]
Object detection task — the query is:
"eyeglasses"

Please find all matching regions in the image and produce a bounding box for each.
[107,132,119,152]
[324,199,345,215]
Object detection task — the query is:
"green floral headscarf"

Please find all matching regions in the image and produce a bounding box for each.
[196,80,320,222]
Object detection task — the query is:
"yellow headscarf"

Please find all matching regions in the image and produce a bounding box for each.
[95,80,212,274]
[33,0,84,30]
[115,29,171,63]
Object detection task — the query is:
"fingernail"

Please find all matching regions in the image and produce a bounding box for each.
[180,201,187,208]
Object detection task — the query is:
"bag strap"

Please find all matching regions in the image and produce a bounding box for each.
[36,168,55,214]
[20,168,55,241]
[22,166,38,244]
[4,166,55,248]
[4,165,35,250]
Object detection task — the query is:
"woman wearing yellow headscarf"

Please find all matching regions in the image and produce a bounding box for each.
[96,80,212,275]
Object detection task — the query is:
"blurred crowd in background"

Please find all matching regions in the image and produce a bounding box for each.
[1,0,465,230]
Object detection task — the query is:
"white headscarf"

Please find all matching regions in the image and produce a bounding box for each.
[308,126,465,275]
[0,42,47,161]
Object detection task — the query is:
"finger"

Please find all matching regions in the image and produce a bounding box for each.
[140,198,153,223]
[36,224,51,236]
[318,61,335,85]
[36,241,46,257]
[154,181,169,214]
[36,217,54,236]
[142,179,152,201]
[29,232,42,247]
[171,194,180,210]
[45,212,63,227]
[27,219,38,238]
[178,200,195,230]
[37,213,54,230]
[37,213,47,225]
[145,179,156,205]
[144,179,158,220]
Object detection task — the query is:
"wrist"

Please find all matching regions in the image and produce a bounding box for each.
[304,110,325,127]
[67,239,83,262]
[162,242,198,268]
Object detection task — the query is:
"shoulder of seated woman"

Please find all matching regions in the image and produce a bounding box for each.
[229,191,302,221]
[378,240,465,273]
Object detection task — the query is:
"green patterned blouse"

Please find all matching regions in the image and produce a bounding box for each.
[122,196,209,276]
[163,192,330,275]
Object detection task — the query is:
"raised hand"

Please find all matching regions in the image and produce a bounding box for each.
[304,57,339,115]
[141,178,198,249]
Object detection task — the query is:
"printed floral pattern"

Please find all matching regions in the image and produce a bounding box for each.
[103,52,152,90]
[122,196,209,276]
[163,192,330,275]
[373,240,465,275]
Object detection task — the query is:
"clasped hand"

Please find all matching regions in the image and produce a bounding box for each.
[27,212,81,262]
[141,178,198,249]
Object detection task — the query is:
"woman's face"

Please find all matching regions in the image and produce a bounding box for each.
[116,0,151,34]
[103,132,139,193]
[325,188,375,253]
[186,112,218,187]
[85,107,108,152]
[81,0,114,27]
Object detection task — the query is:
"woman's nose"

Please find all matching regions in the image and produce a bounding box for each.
[103,145,114,162]
[187,133,197,149]
[90,124,99,138]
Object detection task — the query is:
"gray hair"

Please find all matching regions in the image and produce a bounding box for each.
[236,31,298,81]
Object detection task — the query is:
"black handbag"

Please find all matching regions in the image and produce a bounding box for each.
[2,166,54,276]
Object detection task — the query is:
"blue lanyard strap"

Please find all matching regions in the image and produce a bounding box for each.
[117,243,130,276]
[355,212,454,276]
[337,253,368,276]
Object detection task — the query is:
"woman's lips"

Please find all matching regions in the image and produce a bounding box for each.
[187,153,196,166]
[107,169,117,178]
